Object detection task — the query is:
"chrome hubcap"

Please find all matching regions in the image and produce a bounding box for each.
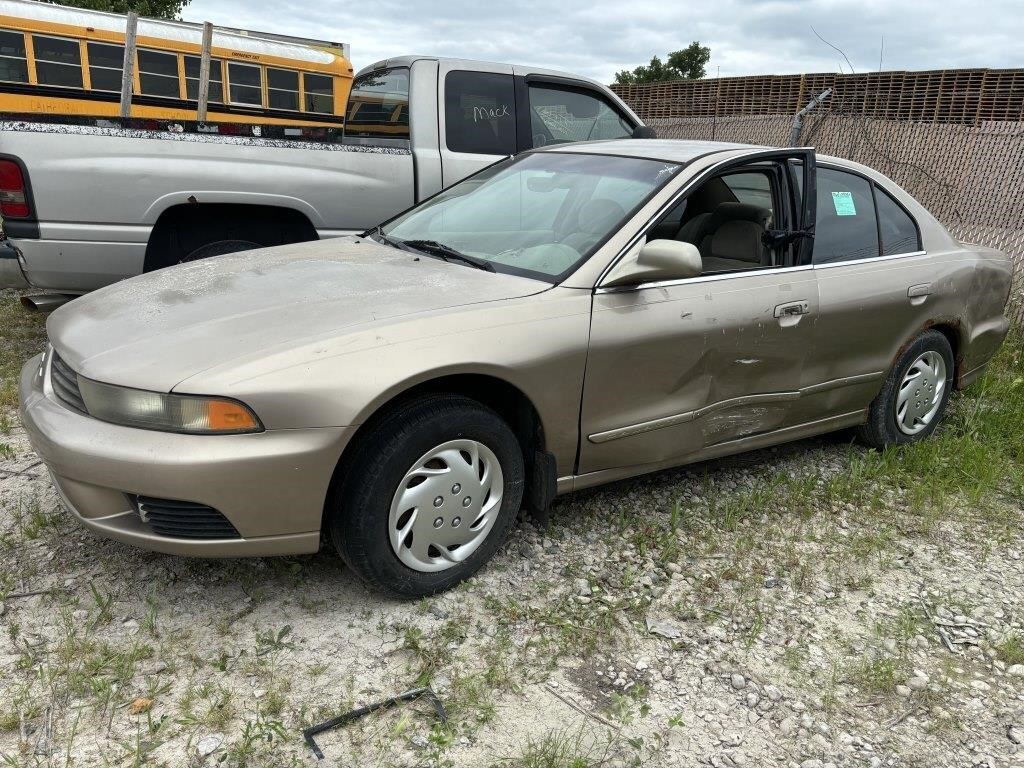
[388,439,503,572]
[896,350,946,435]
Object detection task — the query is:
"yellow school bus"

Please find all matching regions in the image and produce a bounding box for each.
[0,0,353,127]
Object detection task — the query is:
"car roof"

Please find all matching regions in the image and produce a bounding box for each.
[535,138,770,164]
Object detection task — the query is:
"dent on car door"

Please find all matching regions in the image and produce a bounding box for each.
[798,166,967,420]
[578,150,820,476]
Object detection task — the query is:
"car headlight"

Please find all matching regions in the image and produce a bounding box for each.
[77,377,262,434]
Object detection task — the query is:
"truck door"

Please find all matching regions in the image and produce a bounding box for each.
[437,61,517,187]
[514,76,637,150]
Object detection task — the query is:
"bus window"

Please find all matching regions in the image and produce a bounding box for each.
[32,35,82,88]
[228,62,262,106]
[185,55,223,102]
[0,30,28,83]
[87,42,123,92]
[304,73,333,114]
[267,68,299,110]
[138,49,179,97]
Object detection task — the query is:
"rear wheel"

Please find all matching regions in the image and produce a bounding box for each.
[328,395,525,598]
[856,330,954,448]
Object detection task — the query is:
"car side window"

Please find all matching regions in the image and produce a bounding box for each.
[444,71,517,155]
[658,167,780,275]
[812,168,880,264]
[875,186,921,255]
[527,84,632,146]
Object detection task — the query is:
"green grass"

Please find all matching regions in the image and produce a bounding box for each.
[996,633,1024,666]
[0,291,46,411]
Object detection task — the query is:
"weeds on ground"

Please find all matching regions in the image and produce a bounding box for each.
[0,292,46,410]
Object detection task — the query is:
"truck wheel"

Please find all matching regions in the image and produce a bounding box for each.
[182,239,261,263]
[856,330,954,449]
[328,395,525,598]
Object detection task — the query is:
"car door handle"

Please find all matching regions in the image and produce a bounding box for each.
[774,300,810,318]
[908,283,932,305]
[774,300,810,328]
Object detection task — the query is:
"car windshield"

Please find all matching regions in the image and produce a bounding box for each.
[378,152,680,282]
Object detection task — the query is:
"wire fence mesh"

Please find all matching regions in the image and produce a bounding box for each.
[613,73,1024,327]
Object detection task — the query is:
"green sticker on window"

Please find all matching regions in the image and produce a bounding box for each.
[832,190,857,216]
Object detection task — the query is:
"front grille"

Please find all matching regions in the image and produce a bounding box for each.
[50,352,87,414]
[129,495,241,540]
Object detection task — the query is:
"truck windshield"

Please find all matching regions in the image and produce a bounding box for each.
[380,152,680,282]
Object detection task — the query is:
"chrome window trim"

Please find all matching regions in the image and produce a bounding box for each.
[812,250,928,270]
[595,263,815,294]
[595,147,814,290]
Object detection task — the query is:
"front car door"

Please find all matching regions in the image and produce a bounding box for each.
[578,149,819,477]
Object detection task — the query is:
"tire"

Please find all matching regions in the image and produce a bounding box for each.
[182,239,261,263]
[856,330,954,449]
[328,395,525,598]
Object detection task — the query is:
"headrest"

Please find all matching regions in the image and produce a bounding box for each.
[578,198,626,234]
[707,202,771,229]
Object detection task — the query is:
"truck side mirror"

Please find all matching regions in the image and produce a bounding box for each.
[632,126,657,139]
[601,239,702,288]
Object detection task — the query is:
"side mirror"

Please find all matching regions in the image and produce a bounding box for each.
[602,239,702,288]
[632,126,657,139]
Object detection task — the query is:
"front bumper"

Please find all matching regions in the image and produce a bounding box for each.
[19,353,354,557]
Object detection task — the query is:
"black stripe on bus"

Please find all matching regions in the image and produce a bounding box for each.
[0,81,345,125]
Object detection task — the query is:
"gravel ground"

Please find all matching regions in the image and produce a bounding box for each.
[0,303,1022,766]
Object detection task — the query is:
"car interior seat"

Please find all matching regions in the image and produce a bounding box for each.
[561,198,626,254]
[678,202,772,273]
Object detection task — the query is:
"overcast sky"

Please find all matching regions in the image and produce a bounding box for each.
[183,0,1022,84]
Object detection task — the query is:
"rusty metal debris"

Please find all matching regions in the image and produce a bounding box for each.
[302,687,446,760]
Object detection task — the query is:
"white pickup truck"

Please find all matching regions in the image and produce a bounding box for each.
[0,55,645,296]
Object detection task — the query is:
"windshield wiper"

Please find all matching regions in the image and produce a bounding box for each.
[399,240,495,272]
[365,224,404,250]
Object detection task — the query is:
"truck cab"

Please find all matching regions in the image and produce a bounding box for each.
[0,55,643,295]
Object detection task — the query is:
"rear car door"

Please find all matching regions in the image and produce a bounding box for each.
[797,165,962,420]
[437,62,517,187]
[578,150,819,476]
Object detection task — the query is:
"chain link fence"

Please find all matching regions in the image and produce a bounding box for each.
[613,73,1024,326]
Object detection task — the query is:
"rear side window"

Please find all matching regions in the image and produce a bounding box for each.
[444,71,516,155]
[33,35,82,88]
[812,168,879,264]
[875,186,921,255]
[345,67,407,136]
[0,30,28,83]
[527,84,632,145]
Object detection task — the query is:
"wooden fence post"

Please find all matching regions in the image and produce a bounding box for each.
[196,22,213,121]
[118,12,138,119]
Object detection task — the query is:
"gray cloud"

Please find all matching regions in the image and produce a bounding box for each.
[184,0,1023,84]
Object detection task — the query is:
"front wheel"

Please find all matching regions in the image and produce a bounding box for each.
[856,330,954,448]
[328,395,525,598]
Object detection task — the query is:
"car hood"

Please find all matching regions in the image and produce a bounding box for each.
[48,237,549,392]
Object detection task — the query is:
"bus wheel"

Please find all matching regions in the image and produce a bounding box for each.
[182,239,262,263]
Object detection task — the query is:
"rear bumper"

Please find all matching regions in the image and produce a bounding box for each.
[10,237,145,292]
[0,239,30,288]
[19,353,355,557]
